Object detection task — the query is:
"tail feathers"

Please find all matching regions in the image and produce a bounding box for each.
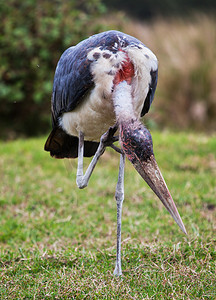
[44,127,99,158]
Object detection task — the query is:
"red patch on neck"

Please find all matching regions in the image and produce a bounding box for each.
[114,52,134,85]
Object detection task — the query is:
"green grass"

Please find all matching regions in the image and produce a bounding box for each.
[0,131,215,299]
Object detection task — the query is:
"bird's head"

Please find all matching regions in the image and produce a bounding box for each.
[119,119,187,234]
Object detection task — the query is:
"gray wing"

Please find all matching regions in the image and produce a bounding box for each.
[51,45,94,127]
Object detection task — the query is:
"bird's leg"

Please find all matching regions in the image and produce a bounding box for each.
[76,130,104,189]
[113,152,125,276]
[76,125,119,189]
[76,131,85,188]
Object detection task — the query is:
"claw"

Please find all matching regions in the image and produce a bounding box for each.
[100,123,119,147]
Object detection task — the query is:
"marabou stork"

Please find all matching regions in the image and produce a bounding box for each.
[45,30,187,276]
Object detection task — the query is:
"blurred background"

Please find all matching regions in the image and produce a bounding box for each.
[0,0,216,139]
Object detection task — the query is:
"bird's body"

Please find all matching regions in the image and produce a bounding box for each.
[60,34,157,141]
[45,30,186,276]
[45,31,157,156]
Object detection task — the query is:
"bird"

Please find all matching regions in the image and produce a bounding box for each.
[44,30,187,276]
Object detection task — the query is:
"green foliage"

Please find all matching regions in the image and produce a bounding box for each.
[0,132,216,297]
[0,0,106,137]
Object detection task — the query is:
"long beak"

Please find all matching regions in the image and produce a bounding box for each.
[133,154,187,234]
[120,119,187,235]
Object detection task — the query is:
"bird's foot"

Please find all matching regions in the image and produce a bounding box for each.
[113,263,122,276]
[100,124,119,147]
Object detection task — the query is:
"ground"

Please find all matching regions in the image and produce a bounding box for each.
[0,131,215,299]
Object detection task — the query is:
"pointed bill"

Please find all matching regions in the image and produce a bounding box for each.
[133,154,187,234]
[120,119,187,234]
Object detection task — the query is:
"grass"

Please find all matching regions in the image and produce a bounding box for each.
[0,131,215,299]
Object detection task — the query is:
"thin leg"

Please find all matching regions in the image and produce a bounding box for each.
[76,125,119,189]
[76,131,105,189]
[76,131,85,185]
[113,153,125,276]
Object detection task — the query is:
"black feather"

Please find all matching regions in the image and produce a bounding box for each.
[44,127,99,158]
[141,69,158,117]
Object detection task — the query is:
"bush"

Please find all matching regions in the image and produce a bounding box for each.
[0,0,106,138]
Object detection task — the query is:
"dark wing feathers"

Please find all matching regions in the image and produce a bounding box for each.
[45,127,99,158]
[141,69,158,117]
[51,45,94,127]
[46,43,96,158]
